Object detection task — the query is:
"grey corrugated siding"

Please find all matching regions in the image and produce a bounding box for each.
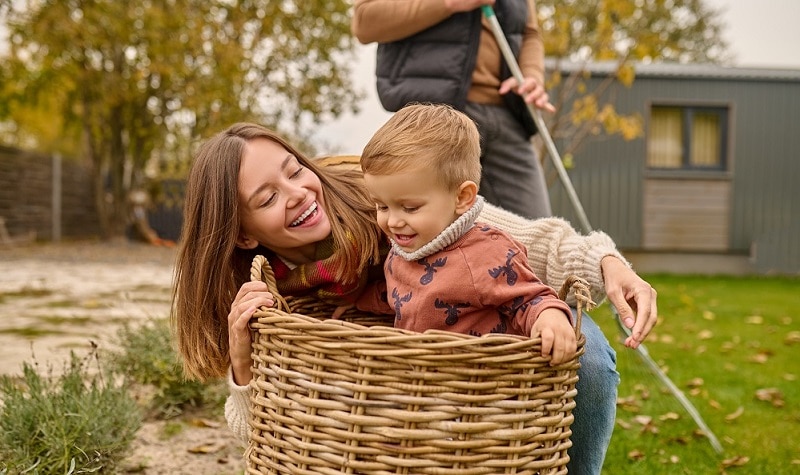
[545,62,800,273]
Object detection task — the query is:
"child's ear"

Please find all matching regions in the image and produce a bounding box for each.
[235,231,259,250]
[455,181,478,214]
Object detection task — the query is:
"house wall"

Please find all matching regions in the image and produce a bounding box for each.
[546,66,800,274]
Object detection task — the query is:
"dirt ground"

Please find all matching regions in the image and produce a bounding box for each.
[0,240,247,474]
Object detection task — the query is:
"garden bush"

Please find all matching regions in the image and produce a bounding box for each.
[0,349,141,474]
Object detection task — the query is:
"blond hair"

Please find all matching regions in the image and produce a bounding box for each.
[172,123,382,381]
[361,103,481,190]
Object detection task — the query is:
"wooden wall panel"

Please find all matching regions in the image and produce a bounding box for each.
[643,179,730,251]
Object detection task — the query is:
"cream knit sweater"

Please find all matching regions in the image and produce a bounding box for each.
[224,201,629,441]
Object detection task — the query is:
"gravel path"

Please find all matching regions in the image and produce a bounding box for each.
[0,240,177,375]
[0,240,246,474]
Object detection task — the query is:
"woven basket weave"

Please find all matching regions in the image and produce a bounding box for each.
[246,254,593,475]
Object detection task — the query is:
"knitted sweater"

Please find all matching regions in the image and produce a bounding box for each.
[224,203,629,442]
[357,197,572,335]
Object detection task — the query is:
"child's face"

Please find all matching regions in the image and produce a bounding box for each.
[236,137,331,262]
[364,168,462,253]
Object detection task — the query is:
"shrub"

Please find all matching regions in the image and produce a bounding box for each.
[0,349,141,474]
[106,318,225,418]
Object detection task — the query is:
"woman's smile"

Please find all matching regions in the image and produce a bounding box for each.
[290,201,319,227]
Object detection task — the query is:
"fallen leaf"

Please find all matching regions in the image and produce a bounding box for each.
[750,352,769,364]
[784,373,797,381]
[188,444,222,454]
[720,341,735,353]
[188,418,221,428]
[633,415,659,434]
[755,387,785,407]
[634,384,651,400]
[686,378,704,388]
[669,455,680,463]
[695,345,707,354]
[659,334,675,344]
[709,399,722,409]
[617,395,641,412]
[745,315,763,324]
[633,415,653,426]
[671,435,690,445]
[785,331,800,345]
[702,310,715,320]
[721,455,750,468]
[724,406,744,421]
[627,450,645,461]
[616,419,632,430]
[698,329,714,340]
[659,412,680,421]
[658,412,681,421]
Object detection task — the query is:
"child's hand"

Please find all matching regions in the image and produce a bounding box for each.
[531,308,577,365]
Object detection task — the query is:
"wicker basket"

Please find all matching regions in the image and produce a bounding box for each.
[246,254,594,475]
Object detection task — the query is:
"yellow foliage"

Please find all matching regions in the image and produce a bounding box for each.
[616,63,636,87]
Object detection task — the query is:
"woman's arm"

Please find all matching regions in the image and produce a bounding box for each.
[479,202,624,301]
[478,202,657,346]
[224,368,251,442]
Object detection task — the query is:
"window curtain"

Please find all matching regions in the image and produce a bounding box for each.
[691,112,721,167]
[648,107,683,168]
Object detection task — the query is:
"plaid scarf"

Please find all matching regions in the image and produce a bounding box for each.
[268,234,369,306]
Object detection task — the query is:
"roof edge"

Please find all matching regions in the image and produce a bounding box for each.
[544,59,800,82]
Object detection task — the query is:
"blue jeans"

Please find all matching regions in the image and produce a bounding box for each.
[567,309,620,475]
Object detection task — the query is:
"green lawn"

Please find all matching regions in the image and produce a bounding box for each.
[591,274,800,474]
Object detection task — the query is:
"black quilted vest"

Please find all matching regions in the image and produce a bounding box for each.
[375,0,536,136]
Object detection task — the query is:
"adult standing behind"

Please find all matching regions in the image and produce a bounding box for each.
[352,0,554,219]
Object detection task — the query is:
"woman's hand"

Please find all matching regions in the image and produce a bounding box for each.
[227,280,274,385]
[601,256,658,349]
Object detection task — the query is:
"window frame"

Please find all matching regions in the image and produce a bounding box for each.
[646,101,731,176]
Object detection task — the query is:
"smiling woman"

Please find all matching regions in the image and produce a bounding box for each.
[235,138,331,263]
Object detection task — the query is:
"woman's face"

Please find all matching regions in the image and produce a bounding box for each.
[236,138,331,263]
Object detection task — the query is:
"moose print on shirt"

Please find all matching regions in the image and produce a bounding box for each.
[417,257,447,285]
[498,295,527,318]
[434,298,471,326]
[488,249,519,285]
[486,314,509,335]
[386,252,396,276]
[391,287,413,322]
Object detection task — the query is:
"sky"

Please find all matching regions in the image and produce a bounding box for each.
[314,0,800,155]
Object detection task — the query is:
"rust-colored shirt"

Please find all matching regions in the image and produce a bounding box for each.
[358,223,571,337]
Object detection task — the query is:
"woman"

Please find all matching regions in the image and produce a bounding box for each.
[172,122,657,473]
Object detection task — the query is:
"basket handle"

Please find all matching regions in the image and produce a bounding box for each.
[250,255,290,311]
[558,275,596,336]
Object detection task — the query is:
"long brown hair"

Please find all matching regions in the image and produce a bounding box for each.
[172,123,382,381]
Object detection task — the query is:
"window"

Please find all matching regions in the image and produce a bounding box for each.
[647,105,728,171]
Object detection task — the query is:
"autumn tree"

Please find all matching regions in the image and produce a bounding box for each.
[0,0,359,238]
[535,0,729,160]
